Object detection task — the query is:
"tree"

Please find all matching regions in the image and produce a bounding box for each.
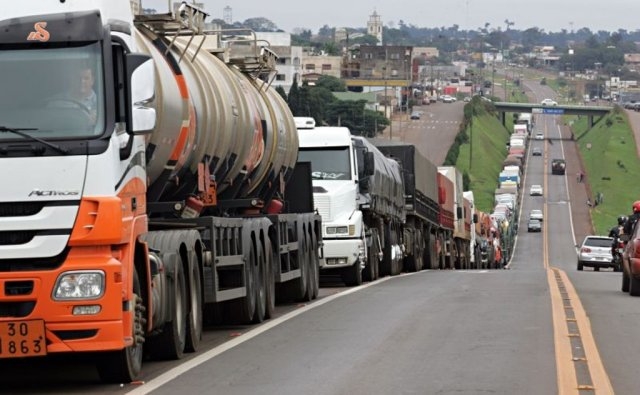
[352,35,379,46]
[317,25,334,43]
[275,86,287,101]
[322,42,340,56]
[315,75,346,92]
[287,80,301,115]
[324,100,388,137]
[242,17,279,32]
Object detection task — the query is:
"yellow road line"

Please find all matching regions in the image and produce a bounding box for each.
[557,269,614,394]
[548,268,578,394]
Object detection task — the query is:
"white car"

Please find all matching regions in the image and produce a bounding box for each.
[535,132,544,140]
[541,98,558,106]
[442,95,454,103]
[529,185,543,196]
[529,209,543,221]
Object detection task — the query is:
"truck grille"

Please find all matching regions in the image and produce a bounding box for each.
[0,202,44,217]
[0,231,34,245]
[314,195,331,220]
[0,248,69,272]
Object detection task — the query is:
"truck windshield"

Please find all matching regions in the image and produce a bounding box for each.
[298,147,351,180]
[0,42,104,140]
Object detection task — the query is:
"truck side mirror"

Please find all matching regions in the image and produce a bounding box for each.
[364,151,375,177]
[473,213,478,223]
[457,206,463,220]
[126,53,156,134]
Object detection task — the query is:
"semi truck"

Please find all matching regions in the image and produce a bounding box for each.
[438,167,472,269]
[368,140,445,270]
[295,118,405,285]
[0,1,322,383]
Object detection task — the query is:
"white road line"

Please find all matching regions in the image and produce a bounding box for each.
[126,275,395,394]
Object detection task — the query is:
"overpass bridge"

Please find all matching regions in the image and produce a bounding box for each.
[493,102,614,129]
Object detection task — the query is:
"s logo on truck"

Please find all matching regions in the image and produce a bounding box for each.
[27,22,50,42]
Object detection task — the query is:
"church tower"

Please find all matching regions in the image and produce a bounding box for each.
[367,10,383,45]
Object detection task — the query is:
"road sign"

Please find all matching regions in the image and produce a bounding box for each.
[543,108,564,115]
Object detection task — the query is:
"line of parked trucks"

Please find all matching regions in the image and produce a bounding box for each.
[0,1,511,384]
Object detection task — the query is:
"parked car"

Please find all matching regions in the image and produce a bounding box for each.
[541,98,558,106]
[527,219,542,232]
[410,111,421,120]
[532,147,542,156]
[577,235,615,271]
[529,209,543,221]
[529,184,543,196]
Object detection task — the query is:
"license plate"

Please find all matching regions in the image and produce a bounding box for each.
[0,320,47,358]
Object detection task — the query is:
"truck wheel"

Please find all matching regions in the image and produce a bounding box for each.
[594,266,600,272]
[622,269,630,292]
[185,255,203,353]
[363,229,380,281]
[278,241,309,302]
[264,238,276,319]
[96,269,144,383]
[252,243,267,323]
[307,238,319,299]
[342,259,363,286]
[145,258,188,359]
[228,243,257,323]
[629,275,640,296]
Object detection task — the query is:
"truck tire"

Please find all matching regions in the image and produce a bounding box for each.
[278,240,309,302]
[363,229,380,281]
[622,269,630,292]
[228,243,258,323]
[96,269,144,383]
[629,275,640,296]
[145,257,188,360]
[185,253,202,353]
[342,258,363,286]
[264,237,276,319]
[252,243,267,323]
[307,236,319,299]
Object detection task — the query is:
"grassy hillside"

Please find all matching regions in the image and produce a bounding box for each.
[569,108,640,234]
[453,99,511,213]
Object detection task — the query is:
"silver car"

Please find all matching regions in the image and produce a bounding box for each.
[577,235,614,271]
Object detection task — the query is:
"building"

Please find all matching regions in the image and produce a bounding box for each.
[255,32,301,93]
[343,45,412,83]
[367,10,383,45]
[624,53,640,72]
[301,54,342,84]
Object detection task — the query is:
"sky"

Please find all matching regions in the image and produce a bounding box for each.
[140,0,640,34]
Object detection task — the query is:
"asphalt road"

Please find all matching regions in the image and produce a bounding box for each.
[4,76,640,395]
[380,101,464,165]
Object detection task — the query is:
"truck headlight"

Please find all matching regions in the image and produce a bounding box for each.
[53,271,105,300]
[326,226,353,235]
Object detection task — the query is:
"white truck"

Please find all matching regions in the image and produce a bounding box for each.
[296,118,405,285]
[0,1,322,382]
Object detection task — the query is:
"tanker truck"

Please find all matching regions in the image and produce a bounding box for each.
[0,1,321,383]
[296,118,405,285]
